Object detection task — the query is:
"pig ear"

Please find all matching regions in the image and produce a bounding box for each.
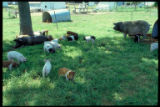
[70,72,75,76]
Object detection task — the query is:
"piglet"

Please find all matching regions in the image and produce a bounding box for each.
[50,41,61,49]
[83,36,96,43]
[43,42,55,53]
[67,31,79,40]
[3,60,19,70]
[7,51,27,63]
[42,59,52,77]
[150,42,158,52]
[52,39,59,43]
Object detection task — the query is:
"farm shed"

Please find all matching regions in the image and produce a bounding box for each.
[41,2,66,11]
[96,2,116,11]
[42,9,71,23]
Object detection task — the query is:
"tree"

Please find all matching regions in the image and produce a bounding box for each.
[153,2,158,7]
[131,2,141,10]
[18,2,33,36]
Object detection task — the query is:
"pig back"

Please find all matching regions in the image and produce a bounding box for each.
[123,20,150,35]
[32,36,49,44]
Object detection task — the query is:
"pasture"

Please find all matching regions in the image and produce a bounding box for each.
[3,7,158,106]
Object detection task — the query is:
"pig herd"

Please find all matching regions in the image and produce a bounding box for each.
[3,20,158,80]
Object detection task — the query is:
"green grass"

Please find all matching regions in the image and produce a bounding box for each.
[112,6,156,12]
[3,7,158,106]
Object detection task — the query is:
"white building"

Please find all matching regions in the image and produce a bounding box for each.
[29,2,41,11]
[96,2,115,11]
[29,2,66,12]
[41,2,66,11]
[88,2,95,6]
[3,2,8,7]
[12,2,17,5]
[145,2,155,6]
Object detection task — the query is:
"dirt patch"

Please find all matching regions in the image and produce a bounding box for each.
[31,12,43,16]
[88,12,113,15]
[101,98,113,105]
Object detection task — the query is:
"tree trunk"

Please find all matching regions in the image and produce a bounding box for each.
[18,2,33,36]
[132,2,137,10]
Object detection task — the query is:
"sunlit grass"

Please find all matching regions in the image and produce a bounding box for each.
[3,7,158,106]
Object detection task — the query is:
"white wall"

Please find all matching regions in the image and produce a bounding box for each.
[88,2,95,6]
[41,2,66,11]
[3,2,8,7]
[29,2,41,10]
[99,2,115,8]
[145,2,155,6]
[96,2,115,10]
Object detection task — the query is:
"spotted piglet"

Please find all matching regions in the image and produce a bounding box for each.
[42,59,52,77]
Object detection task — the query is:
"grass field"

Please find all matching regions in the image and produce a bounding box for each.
[3,7,158,106]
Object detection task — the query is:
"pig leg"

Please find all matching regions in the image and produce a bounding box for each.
[46,31,48,36]
[44,47,46,53]
[136,35,140,42]
[16,58,21,64]
[7,55,12,61]
[46,72,49,76]
[42,67,48,77]
[13,42,23,49]
[123,33,127,39]
[13,44,20,49]
[143,34,147,39]
[42,70,45,77]
[138,36,140,42]
[9,64,13,70]
[92,40,94,44]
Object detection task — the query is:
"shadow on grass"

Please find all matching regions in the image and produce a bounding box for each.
[3,34,158,105]
[3,40,16,53]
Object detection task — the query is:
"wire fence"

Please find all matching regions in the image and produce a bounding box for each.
[66,3,157,15]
